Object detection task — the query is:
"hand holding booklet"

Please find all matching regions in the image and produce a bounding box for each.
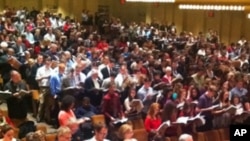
[0,90,12,100]
[173,113,205,126]
[156,120,171,133]
[113,117,128,125]
[131,99,144,112]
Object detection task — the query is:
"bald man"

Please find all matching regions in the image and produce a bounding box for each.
[179,134,193,141]
[4,70,29,120]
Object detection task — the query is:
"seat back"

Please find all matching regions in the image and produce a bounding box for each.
[131,118,145,129]
[36,124,47,134]
[204,130,221,141]
[91,114,106,126]
[133,129,148,141]
[45,133,57,141]
[218,128,230,141]
[192,132,206,141]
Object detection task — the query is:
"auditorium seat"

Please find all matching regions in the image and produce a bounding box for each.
[169,136,178,141]
[91,114,106,126]
[45,133,57,141]
[36,124,47,133]
[130,118,145,129]
[165,137,171,141]
[204,130,221,141]
[192,132,206,141]
[133,129,148,141]
[218,128,230,141]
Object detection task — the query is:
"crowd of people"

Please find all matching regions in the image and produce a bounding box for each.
[0,5,248,141]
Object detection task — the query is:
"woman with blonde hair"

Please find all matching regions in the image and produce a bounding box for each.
[118,124,137,141]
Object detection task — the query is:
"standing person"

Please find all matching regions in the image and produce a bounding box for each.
[85,123,110,141]
[48,63,65,126]
[58,95,87,141]
[196,85,216,131]
[144,103,162,141]
[4,70,30,120]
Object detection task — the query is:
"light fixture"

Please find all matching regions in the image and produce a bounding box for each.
[126,0,175,2]
[248,13,250,19]
[178,4,245,11]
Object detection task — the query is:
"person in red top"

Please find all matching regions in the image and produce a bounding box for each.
[101,83,124,123]
[97,37,109,52]
[144,103,162,141]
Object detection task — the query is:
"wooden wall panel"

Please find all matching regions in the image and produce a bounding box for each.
[220,11,231,43]
[185,10,205,35]
[229,12,244,42]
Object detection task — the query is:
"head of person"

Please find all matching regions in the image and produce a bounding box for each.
[236,80,244,89]
[1,124,15,141]
[162,101,177,121]
[179,134,193,141]
[26,130,46,141]
[75,64,82,75]
[61,95,75,112]
[108,83,116,94]
[206,85,216,98]
[57,126,72,141]
[58,63,66,74]
[231,95,241,105]
[143,78,151,89]
[147,103,160,118]
[82,97,91,109]
[128,88,137,100]
[10,70,22,84]
[93,123,108,141]
[91,69,98,79]
[118,124,134,140]
[37,54,44,64]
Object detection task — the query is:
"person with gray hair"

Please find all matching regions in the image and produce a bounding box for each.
[179,134,193,141]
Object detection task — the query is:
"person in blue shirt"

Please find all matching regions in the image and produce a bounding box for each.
[75,97,98,118]
[46,63,65,126]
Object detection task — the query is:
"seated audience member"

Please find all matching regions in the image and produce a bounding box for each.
[58,95,87,141]
[25,130,46,141]
[75,97,98,118]
[118,124,137,141]
[178,134,193,141]
[85,123,110,141]
[144,103,162,141]
[101,83,124,123]
[57,126,72,141]
[0,124,17,141]
[186,85,200,102]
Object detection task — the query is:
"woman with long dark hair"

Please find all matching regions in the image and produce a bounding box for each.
[58,95,88,141]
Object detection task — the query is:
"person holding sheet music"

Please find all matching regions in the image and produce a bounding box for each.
[195,85,216,132]
[4,70,30,120]
[101,83,124,124]
[162,101,178,137]
[137,78,154,118]
[124,88,139,115]
[144,103,163,141]
[212,90,231,129]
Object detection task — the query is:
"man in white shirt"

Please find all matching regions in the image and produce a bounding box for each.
[35,57,53,121]
[85,124,110,141]
[43,28,56,42]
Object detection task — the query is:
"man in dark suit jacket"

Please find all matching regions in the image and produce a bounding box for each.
[100,59,114,80]
[84,69,102,107]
